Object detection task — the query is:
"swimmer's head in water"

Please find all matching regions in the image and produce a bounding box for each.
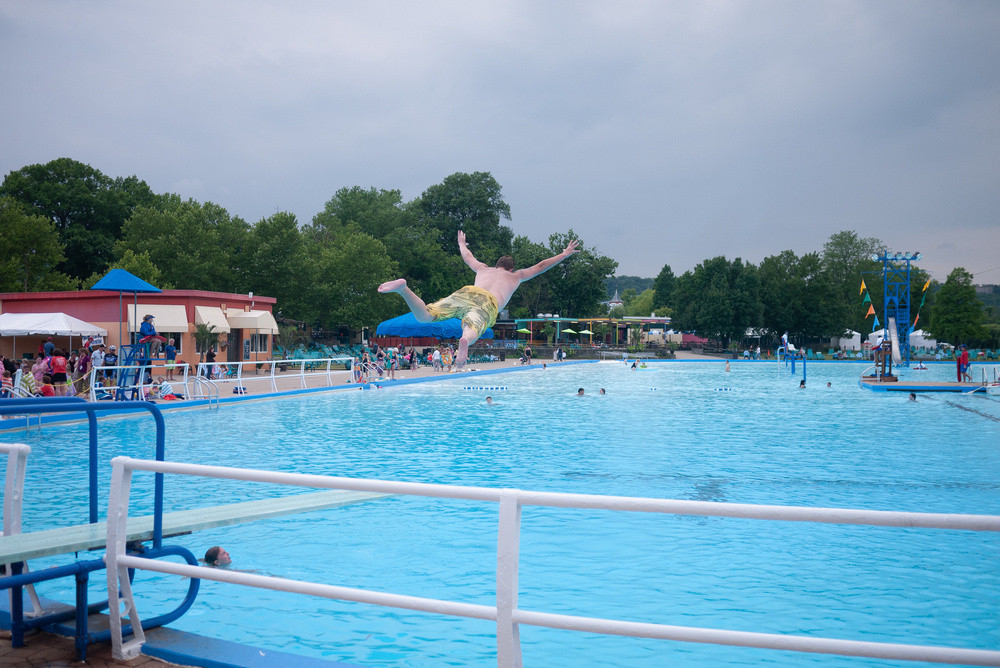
[495,255,515,271]
[205,546,231,566]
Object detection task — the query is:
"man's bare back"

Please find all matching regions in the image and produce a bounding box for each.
[378,231,579,367]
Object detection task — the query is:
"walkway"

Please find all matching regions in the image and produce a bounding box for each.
[0,629,173,667]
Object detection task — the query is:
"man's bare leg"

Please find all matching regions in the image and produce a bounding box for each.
[378,279,434,323]
[455,324,480,367]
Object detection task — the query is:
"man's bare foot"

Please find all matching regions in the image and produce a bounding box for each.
[456,339,470,367]
[378,279,407,293]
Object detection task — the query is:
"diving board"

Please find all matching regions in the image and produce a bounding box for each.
[0,490,391,564]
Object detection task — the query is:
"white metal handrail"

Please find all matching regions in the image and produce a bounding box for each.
[105,458,1000,666]
[89,363,191,402]
[194,357,353,393]
[189,376,219,408]
[2,443,43,615]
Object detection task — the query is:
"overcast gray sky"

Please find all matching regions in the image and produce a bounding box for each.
[2,1,998,282]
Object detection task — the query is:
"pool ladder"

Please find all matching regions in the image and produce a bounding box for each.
[191,376,220,409]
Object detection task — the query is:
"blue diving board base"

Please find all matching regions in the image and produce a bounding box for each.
[858,377,991,393]
[0,593,365,667]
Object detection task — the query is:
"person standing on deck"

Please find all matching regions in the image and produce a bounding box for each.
[379,231,579,367]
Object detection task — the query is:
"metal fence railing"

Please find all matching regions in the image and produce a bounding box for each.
[106,458,1000,666]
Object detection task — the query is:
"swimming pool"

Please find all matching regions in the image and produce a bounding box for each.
[11,360,1000,666]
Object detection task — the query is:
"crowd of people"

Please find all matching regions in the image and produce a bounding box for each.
[0,315,183,401]
[0,337,102,399]
[351,343,468,383]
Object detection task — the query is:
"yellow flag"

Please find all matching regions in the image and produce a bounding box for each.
[860,279,867,295]
[923,279,931,292]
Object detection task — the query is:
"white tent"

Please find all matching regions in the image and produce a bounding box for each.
[868,327,937,349]
[0,312,107,336]
[909,329,937,348]
[0,312,108,359]
[834,330,862,351]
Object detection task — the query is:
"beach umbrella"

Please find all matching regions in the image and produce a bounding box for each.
[376,313,493,340]
[90,269,162,348]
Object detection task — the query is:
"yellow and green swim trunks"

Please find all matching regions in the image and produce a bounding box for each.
[426,286,499,338]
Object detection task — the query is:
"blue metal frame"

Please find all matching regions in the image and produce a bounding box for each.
[2,546,199,660]
[0,398,189,661]
[873,252,921,368]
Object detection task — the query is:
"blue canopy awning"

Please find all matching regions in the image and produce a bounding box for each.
[90,268,162,293]
[376,313,493,339]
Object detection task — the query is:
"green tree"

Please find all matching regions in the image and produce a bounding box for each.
[317,186,409,240]
[758,250,839,340]
[241,211,312,321]
[926,268,986,345]
[505,235,553,319]
[82,249,170,289]
[414,172,513,261]
[544,231,619,318]
[822,231,885,335]
[673,256,762,345]
[0,158,157,279]
[381,224,468,304]
[605,275,654,298]
[116,196,249,292]
[193,324,220,362]
[652,264,675,311]
[0,196,77,291]
[305,227,398,330]
[626,289,656,317]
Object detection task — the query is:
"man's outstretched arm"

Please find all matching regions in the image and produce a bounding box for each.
[457,231,489,272]
[515,240,580,281]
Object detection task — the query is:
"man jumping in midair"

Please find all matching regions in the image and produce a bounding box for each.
[379,231,580,367]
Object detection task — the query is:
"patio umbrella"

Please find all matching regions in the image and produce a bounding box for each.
[561,328,578,334]
[578,328,594,344]
[376,313,494,339]
[516,328,531,333]
[90,269,162,348]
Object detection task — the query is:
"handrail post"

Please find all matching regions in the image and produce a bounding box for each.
[106,456,145,660]
[88,411,99,523]
[497,489,523,668]
[269,360,277,393]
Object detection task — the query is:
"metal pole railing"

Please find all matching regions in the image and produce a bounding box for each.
[107,457,1000,665]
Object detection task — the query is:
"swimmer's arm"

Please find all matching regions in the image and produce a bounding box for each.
[514,240,580,281]
[458,231,489,272]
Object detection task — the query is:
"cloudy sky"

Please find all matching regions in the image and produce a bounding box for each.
[2,1,998,283]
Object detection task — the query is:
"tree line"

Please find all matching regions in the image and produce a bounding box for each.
[1,158,993,347]
[0,159,617,330]
[613,231,995,349]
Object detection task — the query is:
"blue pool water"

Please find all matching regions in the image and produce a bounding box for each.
[9,360,1000,667]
